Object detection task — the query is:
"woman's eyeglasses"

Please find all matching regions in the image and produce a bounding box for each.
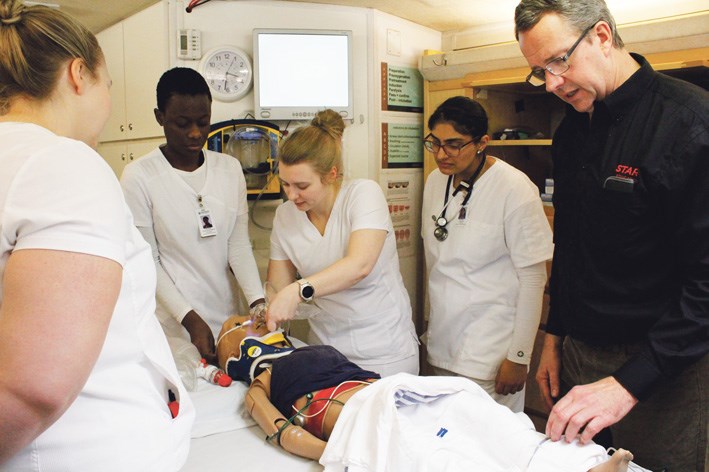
[423,134,476,158]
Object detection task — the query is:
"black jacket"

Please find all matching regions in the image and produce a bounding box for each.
[548,53,709,400]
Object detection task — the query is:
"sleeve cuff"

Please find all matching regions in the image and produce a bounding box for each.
[612,354,662,401]
[174,305,193,324]
[506,351,532,365]
[545,306,566,337]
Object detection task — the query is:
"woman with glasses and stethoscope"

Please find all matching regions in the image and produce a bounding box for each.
[421,96,553,412]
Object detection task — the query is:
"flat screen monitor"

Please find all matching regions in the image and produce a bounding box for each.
[253,29,353,121]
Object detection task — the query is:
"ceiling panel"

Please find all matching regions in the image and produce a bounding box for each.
[33,0,709,36]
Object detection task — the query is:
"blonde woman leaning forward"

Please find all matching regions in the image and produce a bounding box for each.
[0,1,193,469]
[265,110,419,376]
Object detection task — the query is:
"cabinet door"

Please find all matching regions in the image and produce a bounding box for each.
[127,138,164,166]
[98,138,164,178]
[97,22,127,142]
[122,2,168,140]
[97,141,128,177]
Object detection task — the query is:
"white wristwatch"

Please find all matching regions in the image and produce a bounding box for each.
[298,279,315,302]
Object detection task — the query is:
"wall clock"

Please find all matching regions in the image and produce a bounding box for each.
[199,46,253,102]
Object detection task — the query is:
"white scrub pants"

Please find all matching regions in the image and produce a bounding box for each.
[371,353,420,377]
[431,365,525,412]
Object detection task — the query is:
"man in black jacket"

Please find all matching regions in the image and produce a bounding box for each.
[514,1,708,470]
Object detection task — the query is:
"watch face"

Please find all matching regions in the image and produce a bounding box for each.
[200,46,252,102]
[300,283,314,300]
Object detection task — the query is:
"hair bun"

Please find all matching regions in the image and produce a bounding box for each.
[0,1,24,25]
[311,109,345,139]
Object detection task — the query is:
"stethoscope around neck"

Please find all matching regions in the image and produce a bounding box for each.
[432,152,486,241]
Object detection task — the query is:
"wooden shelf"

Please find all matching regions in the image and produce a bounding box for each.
[488,139,552,146]
[424,47,707,181]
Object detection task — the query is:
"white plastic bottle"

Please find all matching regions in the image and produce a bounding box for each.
[166,335,201,391]
[196,359,232,387]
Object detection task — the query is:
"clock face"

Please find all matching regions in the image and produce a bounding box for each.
[200,46,253,102]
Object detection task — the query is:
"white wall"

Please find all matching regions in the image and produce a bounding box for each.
[170,0,371,178]
[426,9,709,81]
[442,0,709,51]
[368,9,440,329]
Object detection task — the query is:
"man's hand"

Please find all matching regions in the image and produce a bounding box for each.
[535,333,562,411]
[181,310,216,365]
[495,359,528,395]
[546,376,638,444]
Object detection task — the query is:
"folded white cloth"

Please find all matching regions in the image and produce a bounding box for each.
[320,373,609,472]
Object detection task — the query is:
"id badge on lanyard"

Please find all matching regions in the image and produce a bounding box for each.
[455,205,468,226]
[197,194,217,238]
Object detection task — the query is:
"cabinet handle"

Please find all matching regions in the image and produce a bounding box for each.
[121,153,126,161]
[128,123,133,131]
[120,124,124,132]
[129,153,134,161]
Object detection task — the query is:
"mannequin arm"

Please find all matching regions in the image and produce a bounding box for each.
[245,371,327,460]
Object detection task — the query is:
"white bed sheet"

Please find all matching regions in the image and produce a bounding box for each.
[180,375,322,472]
[181,424,323,471]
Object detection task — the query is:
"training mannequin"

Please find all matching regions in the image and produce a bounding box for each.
[216,315,378,460]
[216,316,640,472]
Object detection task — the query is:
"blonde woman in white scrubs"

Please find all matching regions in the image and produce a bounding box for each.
[421,96,553,412]
[266,110,419,376]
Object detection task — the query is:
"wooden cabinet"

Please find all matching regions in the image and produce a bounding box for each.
[423,47,709,186]
[98,138,164,178]
[424,68,562,192]
[97,2,168,142]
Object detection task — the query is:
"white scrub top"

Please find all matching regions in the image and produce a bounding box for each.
[121,148,250,337]
[422,160,553,380]
[0,123,194,471]
[271,179,418,369]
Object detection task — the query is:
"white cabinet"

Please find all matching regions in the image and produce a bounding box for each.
[98,138,164,178]
[97,2,168,142]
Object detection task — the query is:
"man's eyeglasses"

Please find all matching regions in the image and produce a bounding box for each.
[526,22,597,87]
[423,134,476,157]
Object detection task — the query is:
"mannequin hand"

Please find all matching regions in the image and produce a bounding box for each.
[494,359,528,395]
[535,334,562,411]
[265,283,300,331]
[181,310,217,365]
[546,376,638,444]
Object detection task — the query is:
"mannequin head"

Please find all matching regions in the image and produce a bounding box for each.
[216,315,294,384]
